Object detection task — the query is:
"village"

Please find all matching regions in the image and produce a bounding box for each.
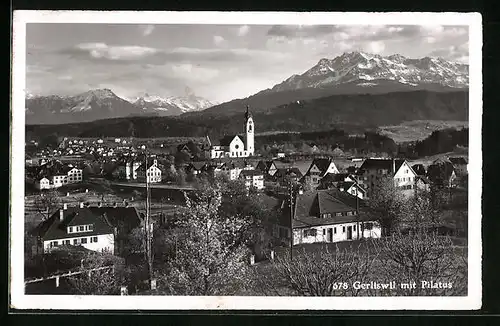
[24,106,469,296]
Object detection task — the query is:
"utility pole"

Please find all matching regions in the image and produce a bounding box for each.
[144,151,153,288]
[289,181,294,261]
[354,186,361,240]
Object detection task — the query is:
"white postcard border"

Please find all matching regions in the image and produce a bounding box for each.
[10,11,482,310]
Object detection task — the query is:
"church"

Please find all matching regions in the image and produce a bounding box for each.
[208,106,255,159]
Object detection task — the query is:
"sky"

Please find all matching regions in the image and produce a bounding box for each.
[26,24,469,103]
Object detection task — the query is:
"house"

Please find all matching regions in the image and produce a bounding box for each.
[186,161,210,176]
[412,164,427,176]
[318,173,354,190]
[136,159,162,183]
[31,203,142,256]
[415,175,432,192]
[125,159,142,180]
[427,159,457,188]
[449,157,468,176]
[209,106,255,159]
[303,158,340,185]
[337,181,366,199]
[215,160,254,180]
[331,147,345,157]
[256,160,280,177]
[357,158,418,198]
[34,163,83,190]
[273,167,303,185]
[276,188,381,245]
[239,170,265,190]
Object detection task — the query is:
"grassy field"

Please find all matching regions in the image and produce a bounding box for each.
[378,120,468,144]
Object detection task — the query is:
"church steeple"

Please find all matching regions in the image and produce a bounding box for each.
[245,105,254,156]
[245,105,252,121]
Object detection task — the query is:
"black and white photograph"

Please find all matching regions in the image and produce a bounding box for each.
[10,11,482,310]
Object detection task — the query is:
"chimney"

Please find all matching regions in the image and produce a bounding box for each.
[392,158,396,174]
[79,202,84,208]
[63,203,68,210]
[59,209,64,221]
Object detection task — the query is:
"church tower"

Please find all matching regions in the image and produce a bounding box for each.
[245,105,254,156]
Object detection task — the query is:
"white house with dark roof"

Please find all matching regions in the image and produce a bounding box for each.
[136,159,162,183]
[276,188,381,245]
[34,162,83,190]
[239,169,265,190]
[357,158,418,198]
[31,204,142,255]
[209,106,255,159]
[215,160,254,180]
[303,158,340,186]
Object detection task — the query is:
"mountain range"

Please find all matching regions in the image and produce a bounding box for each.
[193,51,468,117]
[25,88,216,124]
[25,51,469,127]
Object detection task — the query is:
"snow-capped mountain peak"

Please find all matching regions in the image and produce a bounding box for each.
[133,91,217,115]
[269,51,468,92]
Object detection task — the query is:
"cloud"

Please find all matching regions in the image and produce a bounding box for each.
[364,41,385,54]
[213,35,226,46]
[67,43,159,61]
[139,25,155,36]
[171,63,220,81]
[238,25,250,37]
[428,42,469,63]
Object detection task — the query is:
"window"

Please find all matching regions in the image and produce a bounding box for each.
[323,229,326,235]
[64,240,70,245]
[304,229,317,237]
[79,226,84,232]
[73,239,78,245]
[50,241,58,247]
[81,238,87,244]
[68,227,73,233]
[364,223,373,230]
[336,212,342,217]
[334,227,337,234]
[343,226,346,233]
[353,225,356,231]
[90,236,98,243]
[347,211,353,216]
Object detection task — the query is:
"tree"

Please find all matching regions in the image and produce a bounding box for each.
[67,252,124,295]
[33,190,61,221]
[176,168,187,186]
[373,230,467,296]
[156,180,252,295]
[367,176,406,236]
[252,244,375,296]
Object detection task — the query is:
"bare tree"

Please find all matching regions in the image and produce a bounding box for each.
[67,252,124,295]
[373,230,466,296]
[33,190,61,221]
[252,244,376,296]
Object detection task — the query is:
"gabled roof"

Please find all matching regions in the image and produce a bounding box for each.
[280,188,371,228]
[359,158,405,173]
[338,181,366,194]
[320,173,350,183]
[274,167,303,179]
[136,159,159,172]
[240,169,264,177]
[449,157,468,165]
[217,135,245,147]
[33,206,142,241]
[189,161,208,171]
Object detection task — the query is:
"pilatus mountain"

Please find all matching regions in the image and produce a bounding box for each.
[188,51,468,117]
